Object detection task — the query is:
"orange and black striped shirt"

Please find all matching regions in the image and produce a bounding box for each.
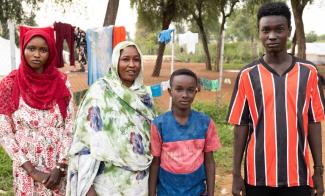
[228,57,325,187]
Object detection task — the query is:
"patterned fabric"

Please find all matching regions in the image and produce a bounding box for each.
[67,41,156,196]
[74,27,87,71]
[227,57,325,187]
[0,81,74,195]
[151,110,221,195]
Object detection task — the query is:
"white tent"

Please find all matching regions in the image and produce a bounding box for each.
[0,36,20,76]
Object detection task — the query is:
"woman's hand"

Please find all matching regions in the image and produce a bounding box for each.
[86,185,97,196]
[43,167,62,190]
[29,169,50,184]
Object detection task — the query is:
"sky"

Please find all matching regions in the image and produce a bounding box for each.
[32,0,325,38]
[36,0,137,38]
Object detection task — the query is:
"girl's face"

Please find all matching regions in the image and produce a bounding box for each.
[118,46,141,87]
[24,36,49,74]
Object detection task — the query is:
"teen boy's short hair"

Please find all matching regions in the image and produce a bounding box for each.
[170,68,198,87]
[257,2,291,28]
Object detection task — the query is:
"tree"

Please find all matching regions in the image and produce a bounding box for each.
[214,0,239,72]
[0,0,72,39]
[103,0,120,26]
[131,0,184,77]
[290,0,312,59]
[185,0,217,71]
[306,31,317,43]
[227,5,260,59]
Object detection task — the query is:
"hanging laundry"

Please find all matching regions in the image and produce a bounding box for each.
[19,26,55,50]
[158,29,174,44]
[199,78,212,90]
[150,84,162,97]
[54,22,75,68]
[113,26,126,48]
[160,80,170,91]
[86,26,113,85]
[211,80,219,91]
[178,31,198,54]
[74,27,87,72]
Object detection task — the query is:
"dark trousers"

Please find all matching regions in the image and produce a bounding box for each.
[245,184,312,196]
[54,22,75,67]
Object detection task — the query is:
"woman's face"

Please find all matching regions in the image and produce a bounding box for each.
[118,46,141,87]
[24,36,49,74]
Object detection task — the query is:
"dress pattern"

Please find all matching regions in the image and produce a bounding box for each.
[0,84,74,196]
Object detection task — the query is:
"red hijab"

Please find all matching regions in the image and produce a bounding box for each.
[0,29,71,118]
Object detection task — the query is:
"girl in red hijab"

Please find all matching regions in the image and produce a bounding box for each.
[0,29,73,195]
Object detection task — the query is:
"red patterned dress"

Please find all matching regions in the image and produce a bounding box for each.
[0,93,73,195]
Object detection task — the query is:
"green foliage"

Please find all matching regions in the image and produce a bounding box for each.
[318,34,325,42]
[306,31,318,43]
[193,102,228,124]
[0,0,72,41]
[0,147,13,195]
[192,102,233,172]
[171,41,261,68]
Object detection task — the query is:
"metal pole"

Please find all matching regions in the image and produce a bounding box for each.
[218,30,224,92]
[8,20,16,70]
[169,30,175,110]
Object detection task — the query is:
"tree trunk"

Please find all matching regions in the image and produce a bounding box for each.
[291,30,297,55]
[103,0,120,26]
[215,18,225,72]
[251,36,259,59]
[293,12,306,59]
[151,1,175,77]
[291,0,309,59]
[194,16,211,70]
[152,43,167,76]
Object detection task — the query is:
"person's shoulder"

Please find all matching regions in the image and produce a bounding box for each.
[153,111,172,124]
[191,110,211,124]
[242,59,260,71]
[294,56,317,69]
[236,59,260,77]
[0,71,16,89]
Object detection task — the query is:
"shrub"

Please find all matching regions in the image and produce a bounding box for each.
[193,102,233,172]
[0,147,13,195]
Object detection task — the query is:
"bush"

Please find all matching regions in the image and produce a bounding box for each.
[0,147,13,195]
[193,102,233,172]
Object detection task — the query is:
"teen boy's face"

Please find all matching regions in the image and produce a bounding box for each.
[169,75,197,110]
[259,15,291,54]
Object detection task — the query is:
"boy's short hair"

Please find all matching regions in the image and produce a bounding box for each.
[257,2,291,28]
[170,68,198,87]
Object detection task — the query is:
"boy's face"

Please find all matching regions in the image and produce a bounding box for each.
[169,75,197,110]
[259,15,291,54]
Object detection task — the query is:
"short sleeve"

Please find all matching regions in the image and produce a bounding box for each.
[308,70,325,123]
[204,120,221,152]
[150,123,162,156]
[227,71,250,125]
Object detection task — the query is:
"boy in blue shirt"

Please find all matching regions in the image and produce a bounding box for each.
[149,68,221,196]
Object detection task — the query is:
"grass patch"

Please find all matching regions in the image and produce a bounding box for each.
[193,102,233,173]
[0,147,13,195]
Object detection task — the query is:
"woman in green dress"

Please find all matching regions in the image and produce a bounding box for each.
[67,41,155,196]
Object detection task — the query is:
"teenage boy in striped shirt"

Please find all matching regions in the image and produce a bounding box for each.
[228,2,325,196]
